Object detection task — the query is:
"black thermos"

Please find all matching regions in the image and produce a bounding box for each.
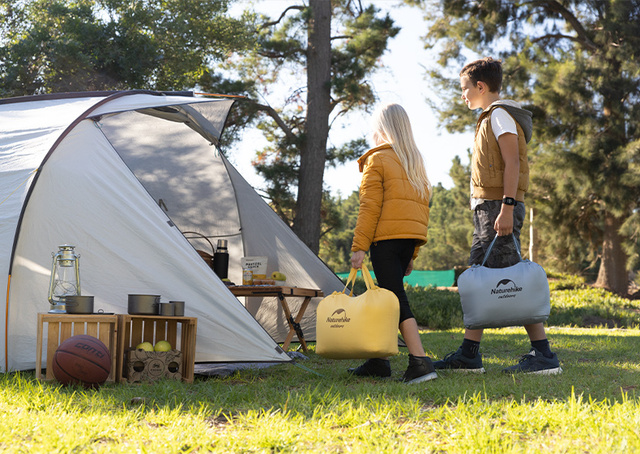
[213,239,229,279]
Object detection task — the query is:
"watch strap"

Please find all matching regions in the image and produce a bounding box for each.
[502,197,516,206]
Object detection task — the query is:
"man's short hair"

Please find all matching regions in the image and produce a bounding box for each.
[460,57,503,93]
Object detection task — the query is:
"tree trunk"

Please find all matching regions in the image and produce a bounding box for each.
[594,213,628,296]
[294,0,332,254]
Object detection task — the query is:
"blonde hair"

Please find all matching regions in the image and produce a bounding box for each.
[372,103,432,201]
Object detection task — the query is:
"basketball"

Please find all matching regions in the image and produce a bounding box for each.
[52,334,111,388]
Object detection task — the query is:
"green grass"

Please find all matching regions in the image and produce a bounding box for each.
[403,278,640,330]
[549,288,640,328]
[2,327,640,453]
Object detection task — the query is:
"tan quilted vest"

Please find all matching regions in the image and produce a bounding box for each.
[471,106,529,201]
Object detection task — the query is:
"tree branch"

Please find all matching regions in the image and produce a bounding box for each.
[531,33,584,46]
[343,0,365,16]
[257,49,304,59]
[260,5,305,29]
[320,225,335,238]
[330,34,352,41]
[252,102,297,142]
[529,0,598,51]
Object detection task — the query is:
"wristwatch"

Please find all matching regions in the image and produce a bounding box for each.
[502,197,516,206]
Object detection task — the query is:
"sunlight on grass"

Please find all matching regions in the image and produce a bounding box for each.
[1,327,639,453]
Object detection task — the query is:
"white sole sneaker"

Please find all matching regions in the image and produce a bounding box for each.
[404,371,438,384]
[441,367,486,374]
[526,366,563,375]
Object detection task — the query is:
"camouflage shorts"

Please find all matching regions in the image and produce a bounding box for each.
[469,200,526,269]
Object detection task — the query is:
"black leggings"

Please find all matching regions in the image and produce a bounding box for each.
[369,239,416,323]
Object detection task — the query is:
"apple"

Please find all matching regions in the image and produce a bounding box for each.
[154,340,172,352]
[135,341,153,352]
[271,271,287,281]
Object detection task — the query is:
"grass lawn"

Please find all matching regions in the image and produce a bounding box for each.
[1,326,639,453]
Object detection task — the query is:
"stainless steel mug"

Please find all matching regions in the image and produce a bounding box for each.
[169,301,185,316]
[158,302,174,316]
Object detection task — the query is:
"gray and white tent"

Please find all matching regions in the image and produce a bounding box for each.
[0,90,343,373]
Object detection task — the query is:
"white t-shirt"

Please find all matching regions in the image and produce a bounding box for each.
[491,108,518,141]
[470,107,519,208]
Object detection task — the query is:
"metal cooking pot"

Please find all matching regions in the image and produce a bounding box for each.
[128,294,160,315]
[65,295,94,314]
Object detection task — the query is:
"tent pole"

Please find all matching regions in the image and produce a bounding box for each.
[4,275,10,372]
[529,207,535,262]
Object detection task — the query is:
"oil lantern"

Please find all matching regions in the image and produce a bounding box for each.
[47,245,81,313]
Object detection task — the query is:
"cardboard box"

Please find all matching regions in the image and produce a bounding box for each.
[126,349,183,382]
[241,256,268,279]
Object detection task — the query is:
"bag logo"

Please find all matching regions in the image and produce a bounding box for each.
[491,279,523,299]
[327,308,351,328]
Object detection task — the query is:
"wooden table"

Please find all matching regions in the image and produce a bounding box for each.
[228,285,323,352]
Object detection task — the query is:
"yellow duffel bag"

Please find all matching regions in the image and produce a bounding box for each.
[316,263,400,359]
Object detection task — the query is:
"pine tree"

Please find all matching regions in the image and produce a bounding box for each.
[418,0,640,295]
[415,156,473,270]
[221,2,399,254]
[318,191,361,273]
[0,0,252,94]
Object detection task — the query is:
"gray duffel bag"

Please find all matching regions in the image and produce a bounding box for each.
[458,234,550,329]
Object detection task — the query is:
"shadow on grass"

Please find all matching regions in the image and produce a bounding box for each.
[284,327,640,408]
[548,306,640,328]
[15,328,638,420]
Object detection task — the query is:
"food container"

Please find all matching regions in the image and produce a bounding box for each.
[128,294,160,315]
[65,295,94,314]
[241,256,268,279]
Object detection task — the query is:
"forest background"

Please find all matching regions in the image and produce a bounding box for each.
[1,0,638,296]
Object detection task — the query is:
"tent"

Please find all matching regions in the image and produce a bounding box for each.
[0,90,344,373]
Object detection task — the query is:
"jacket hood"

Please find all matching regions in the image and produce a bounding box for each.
[357,143,393,172]
[489,100,533,143]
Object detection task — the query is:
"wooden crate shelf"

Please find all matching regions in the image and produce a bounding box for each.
[116,315,197,383]
[36,313,118,383]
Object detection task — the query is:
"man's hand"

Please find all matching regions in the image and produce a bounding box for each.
[351,250,365,269]
[494,206,514,236]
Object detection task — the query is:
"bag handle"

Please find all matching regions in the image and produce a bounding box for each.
[481,233,522,266]
[360,263,377,289]
[342,262,377,296]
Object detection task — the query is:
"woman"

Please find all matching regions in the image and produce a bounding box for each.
[349,103,437,384]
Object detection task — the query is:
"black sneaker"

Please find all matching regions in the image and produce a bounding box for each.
[432,347,485,373]
[502,348,562,375]
[347,358,391,378]
[401,354,438,384]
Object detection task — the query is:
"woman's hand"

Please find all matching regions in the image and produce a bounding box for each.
[351,250,365,269]
[405,259,414,276]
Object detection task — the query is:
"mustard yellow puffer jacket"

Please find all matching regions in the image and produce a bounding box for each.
[351,144,430,260]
